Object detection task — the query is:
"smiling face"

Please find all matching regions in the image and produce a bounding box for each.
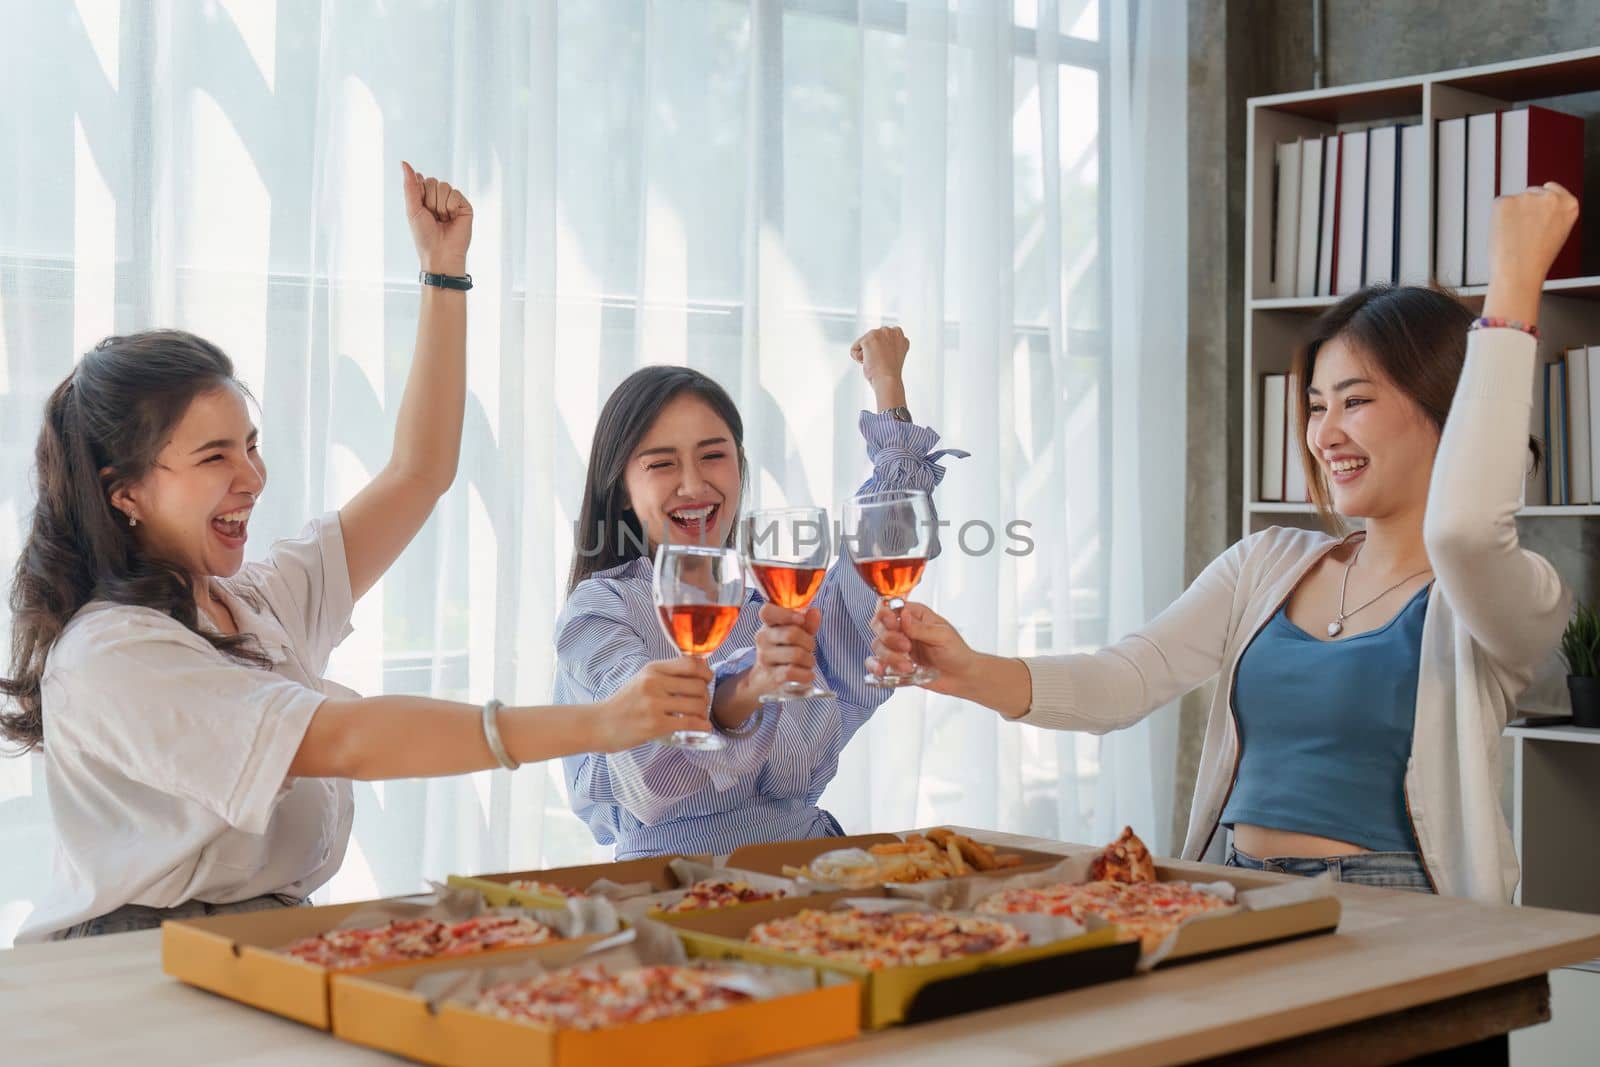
[1305,335,1440,520]
[112,383,267,582]
[622,392,742,551]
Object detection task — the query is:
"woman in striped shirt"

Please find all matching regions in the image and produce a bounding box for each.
[555,328,965,857]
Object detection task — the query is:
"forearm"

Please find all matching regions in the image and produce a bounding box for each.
[293,695,601,780]
[388,283,468,492]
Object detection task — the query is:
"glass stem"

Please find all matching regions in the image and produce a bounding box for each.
[884,596,914,674]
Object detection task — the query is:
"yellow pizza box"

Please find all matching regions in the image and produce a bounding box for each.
[652,890,1139,1029]
[447,854,709,910]
[724,829,1066,883]
[329,936,861,1067]
[160,896,606,1031]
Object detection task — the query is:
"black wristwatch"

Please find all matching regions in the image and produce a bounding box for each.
[419,270,473,291]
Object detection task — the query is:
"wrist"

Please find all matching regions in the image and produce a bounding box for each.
[710,669,759,731]
[563,699,611,754]
[421,257,469,277]
[871,377,908,410]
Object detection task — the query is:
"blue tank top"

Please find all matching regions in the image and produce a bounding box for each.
[1220,583,1430,853]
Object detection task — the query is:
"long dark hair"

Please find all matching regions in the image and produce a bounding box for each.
[1,330,272,753]
[1292,284,1541,529]
[567,366,749,593]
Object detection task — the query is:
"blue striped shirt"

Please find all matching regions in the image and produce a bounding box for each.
[555,411,966,858]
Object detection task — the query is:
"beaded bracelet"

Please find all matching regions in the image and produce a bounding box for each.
[1469,316,1540,340]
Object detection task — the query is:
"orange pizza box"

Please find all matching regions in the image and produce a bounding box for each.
[723,827,1065,887]
[891,852,1342,970]
[447,854,710,910]
[329,923,861,1067]
[161,890,619,1030]
[652,889,1137,1029]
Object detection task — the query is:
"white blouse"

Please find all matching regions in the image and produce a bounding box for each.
[16,514,356,943]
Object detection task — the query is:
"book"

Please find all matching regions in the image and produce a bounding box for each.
[1526,353,1547,507]
[1317,134,1341,296]
[1365,125,1399,287]
[1285,370,1309,503]
[1589,346,1600,504]
[1435,117,1467,288]
[1260,374,1288,502]
[1499,105,1586,279]
[1296,137,1324,298]
[1335,130,1369,295]
[1567,346,1592,506]
[1397,124,1429,285]
[1546,361,1569,506]
[1273,140,1302,298]
[1464,111,1499,286]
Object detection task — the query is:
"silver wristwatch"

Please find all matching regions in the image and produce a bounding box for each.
[880,405,913,423]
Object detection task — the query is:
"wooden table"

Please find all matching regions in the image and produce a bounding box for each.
[4,829,1600,1066]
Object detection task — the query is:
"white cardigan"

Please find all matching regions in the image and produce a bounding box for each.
[1019,328,1569,902]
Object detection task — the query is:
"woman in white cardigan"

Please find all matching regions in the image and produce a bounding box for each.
[868,184,1578,903]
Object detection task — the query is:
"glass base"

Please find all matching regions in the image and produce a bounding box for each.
[663,728,726,750]
[758,680,837,703]
[864,665,939,689]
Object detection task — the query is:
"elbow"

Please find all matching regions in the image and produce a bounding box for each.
[1422,507,1498,570]
[298,700,368,779]
[389,462,458,503]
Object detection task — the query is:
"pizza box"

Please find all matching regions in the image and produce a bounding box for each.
[447,854,709,909]
[894,854,1343,969]
[652,889,1139,1028]
[161,893,614,1030]
[723,829,1066,884]
[1149,859,1342,966]
[329,927,861,1067]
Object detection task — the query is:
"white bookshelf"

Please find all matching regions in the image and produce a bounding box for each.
[1244,46,1600,528]
[1243,50,1600,943]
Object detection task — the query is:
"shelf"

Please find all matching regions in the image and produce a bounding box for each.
[1438,49,1600,105]
[1250,296,1338,312]
[1252,277,1600,312]
[1248,46,1600,115]
[1251,79,1425,125]
[1249,502,1600,517]
[1505,725,1600,746]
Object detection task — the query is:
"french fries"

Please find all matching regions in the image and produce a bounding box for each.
[784,829,1025,886]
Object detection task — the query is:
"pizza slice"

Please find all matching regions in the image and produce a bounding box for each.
[661,879,788,913]
[1089,825,1158,884]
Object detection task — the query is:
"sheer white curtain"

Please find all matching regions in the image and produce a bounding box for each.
[0,0,1186,946]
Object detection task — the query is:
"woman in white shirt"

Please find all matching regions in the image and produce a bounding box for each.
[867,185,1578,904]
[1,165,711,941]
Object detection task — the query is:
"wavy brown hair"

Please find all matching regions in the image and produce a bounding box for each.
[1292,284,1541,530]
[1,330,272,753]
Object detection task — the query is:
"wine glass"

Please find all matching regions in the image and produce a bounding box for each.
[740,506,837,702]
[842,489,937,688]
[653,543,745,750]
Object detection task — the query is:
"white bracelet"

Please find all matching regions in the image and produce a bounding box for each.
[481,699,520,770]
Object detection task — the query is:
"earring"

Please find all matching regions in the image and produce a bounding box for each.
[128,515,138,528]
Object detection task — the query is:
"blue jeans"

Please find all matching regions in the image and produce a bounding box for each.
[1226,844,1434,893]
[57,892,309,939]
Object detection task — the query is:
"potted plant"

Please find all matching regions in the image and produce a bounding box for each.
[1560,601,1600,729]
